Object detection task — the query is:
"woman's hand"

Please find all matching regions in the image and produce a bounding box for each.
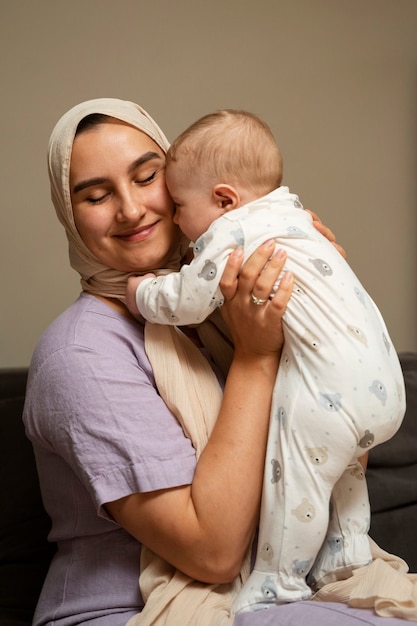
[220,240,293,359]
[307,210,347,259]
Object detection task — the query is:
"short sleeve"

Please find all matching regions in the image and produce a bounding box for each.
[24,298,197,531]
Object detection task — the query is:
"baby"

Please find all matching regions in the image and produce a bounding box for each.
[126,109,405,613]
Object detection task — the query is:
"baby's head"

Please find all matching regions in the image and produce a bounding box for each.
[165,109,283,242]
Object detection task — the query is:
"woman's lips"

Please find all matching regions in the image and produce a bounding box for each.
[116,222,157,243]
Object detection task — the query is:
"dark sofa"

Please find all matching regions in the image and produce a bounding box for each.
[1,353,417,626]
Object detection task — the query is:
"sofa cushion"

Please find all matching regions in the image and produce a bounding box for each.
[0,369,55,626]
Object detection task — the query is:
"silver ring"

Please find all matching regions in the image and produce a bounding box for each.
[250,292,268,306]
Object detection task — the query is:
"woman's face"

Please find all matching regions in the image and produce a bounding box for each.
[70,119,181,273]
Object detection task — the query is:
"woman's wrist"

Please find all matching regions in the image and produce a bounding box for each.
[232,348,280,384]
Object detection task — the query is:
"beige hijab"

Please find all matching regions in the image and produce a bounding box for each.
[48,97,188,300]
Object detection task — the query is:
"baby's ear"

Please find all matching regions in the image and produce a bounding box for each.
[213,184,240,211]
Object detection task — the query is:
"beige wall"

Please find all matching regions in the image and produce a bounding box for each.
[1,0,416,367]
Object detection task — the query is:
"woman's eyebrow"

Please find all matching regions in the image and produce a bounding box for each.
[72,151,163,195]
[128,151,163,174]
[72,177,108,195]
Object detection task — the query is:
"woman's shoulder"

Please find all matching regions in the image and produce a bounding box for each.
[35,293,143,357]
[27,293,149,395]
[23,294,155,432]
[24,294,196,480]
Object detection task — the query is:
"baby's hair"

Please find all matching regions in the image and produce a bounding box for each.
[166,109,283,195]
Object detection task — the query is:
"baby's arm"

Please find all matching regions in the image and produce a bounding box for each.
[134,257,226,325]
[132,221,239,325]
[126,274,155,317]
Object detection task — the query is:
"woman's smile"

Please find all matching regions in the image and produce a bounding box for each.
[114,220,160,243]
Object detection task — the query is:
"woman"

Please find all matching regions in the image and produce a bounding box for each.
[23,99,403,626]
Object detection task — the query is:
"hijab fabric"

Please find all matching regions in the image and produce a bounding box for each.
[48,97,186,300]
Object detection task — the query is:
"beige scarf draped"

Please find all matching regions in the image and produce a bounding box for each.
[49,99,417,626]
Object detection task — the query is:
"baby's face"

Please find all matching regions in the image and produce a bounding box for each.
[165,161,224,243]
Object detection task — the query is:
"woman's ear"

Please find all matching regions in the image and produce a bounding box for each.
[213,184,240,212]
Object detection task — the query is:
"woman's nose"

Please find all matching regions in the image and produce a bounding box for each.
[117,191,144,221]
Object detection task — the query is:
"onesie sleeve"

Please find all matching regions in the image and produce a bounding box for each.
[136,221,237,325]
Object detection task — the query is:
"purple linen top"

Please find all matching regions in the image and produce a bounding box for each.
[23,293,197,625]
[22,293,406,626]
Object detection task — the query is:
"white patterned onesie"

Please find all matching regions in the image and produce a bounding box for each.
[136,186,406,612]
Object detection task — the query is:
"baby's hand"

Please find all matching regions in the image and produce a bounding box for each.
[126,274,155,316]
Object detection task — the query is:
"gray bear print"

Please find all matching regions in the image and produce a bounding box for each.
[328,537,343,554]
[261,576,279,602]
[369,379,387,405]
[231,227,245,247]
[193,232,213,256]
[309,258,333,276]
[198,260,217,281]
[319,392,342,412]
[292,558,312,576]
[274,405,287,429]
[271,459,281,483]
[358,429,375,448]
[287,225,308,238]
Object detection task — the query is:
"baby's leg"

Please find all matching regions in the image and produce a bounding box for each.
[308,459,372,589]
[232,368,359,614]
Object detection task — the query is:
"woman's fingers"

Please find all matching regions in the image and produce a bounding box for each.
[314,220,347,259]
[247,247,287,303]
[220,239,278,302]
[306,209,347,260]
[268,269,293,314]
[220,240,292,305]
[219,248,244,302]
[219,241,293,358]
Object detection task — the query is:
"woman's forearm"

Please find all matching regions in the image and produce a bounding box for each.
[190,350,279,577]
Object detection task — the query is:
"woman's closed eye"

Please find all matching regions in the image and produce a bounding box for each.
[86,192,110,205]
[135,163,167,186]
[136,170,157,185]
[84,171,158,203]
